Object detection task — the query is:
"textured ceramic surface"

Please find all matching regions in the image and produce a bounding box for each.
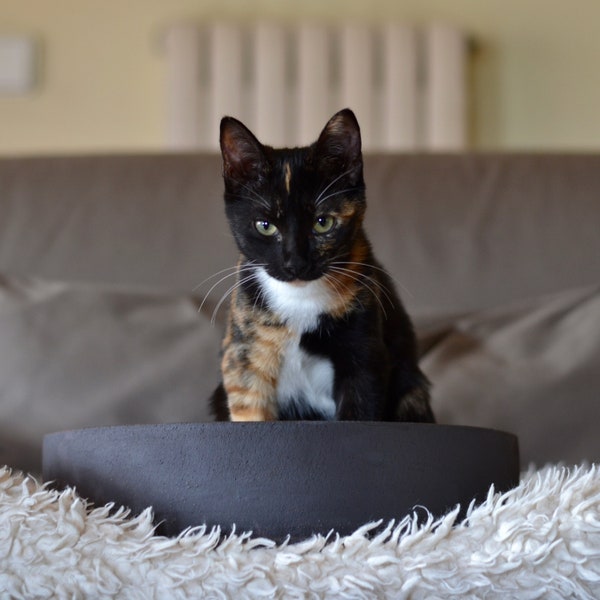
[43,422,519,541]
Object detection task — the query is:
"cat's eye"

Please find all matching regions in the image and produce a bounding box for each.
[313,215,335,234]
[255,220,279,236]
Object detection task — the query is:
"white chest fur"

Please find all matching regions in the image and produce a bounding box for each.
[256,267,336,418]
[276,336,336,419]
[256,267,335,333]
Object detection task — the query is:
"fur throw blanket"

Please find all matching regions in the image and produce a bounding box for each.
[1,465,599,599]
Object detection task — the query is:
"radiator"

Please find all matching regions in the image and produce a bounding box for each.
[163,21,469,152]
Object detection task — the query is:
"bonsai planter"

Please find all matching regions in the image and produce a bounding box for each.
[43,422,519,542]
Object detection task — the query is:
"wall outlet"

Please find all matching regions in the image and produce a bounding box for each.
[0,35,37,94]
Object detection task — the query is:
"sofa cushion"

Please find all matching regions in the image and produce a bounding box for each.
[3,154,600,316]
[2,272,598,474]
[0,275,223,474]
[421,285,600,466]
[0,155,237,295]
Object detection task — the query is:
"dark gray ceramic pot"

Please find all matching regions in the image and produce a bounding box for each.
[43,422,519,542]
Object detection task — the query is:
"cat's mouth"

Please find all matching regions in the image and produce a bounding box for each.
[273,267,324,285]
[276,271,326,285]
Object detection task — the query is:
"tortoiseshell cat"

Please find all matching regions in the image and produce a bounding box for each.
[210,109,434,423]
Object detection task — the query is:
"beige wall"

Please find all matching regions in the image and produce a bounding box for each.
[2,0,600,154]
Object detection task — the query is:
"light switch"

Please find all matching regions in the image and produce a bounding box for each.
[0,35,37,94]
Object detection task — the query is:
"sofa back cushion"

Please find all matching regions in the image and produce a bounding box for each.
[1,154,599,317]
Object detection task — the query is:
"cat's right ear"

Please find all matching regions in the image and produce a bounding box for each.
[315,109,363,186]
[220,117,266,181]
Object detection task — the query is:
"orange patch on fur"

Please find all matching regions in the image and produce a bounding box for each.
[221,295,292,421]
[325,234,372,318]
[333,200,357,220]
[229,405,276,421]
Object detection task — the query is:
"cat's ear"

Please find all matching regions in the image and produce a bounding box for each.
[220,117,267,181]
[315,108,363,184]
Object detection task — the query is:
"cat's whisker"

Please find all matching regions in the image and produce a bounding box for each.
[314,168,357,207]
[225,179,271,212]
[332,260,413,299]
[313,188,356,207]
[193,265,241,292]
[198,265,255,311]
[324,272,365,313]
[224,178,262,200]
[329,266,389,319]
[198,263,264,316]
[322,272,346,308]
[344,277,387,319]
[198,271,240,315]
[331,264,395,303]
[252,277,269,313]
[211,271,259,325]
[331,266,396,311]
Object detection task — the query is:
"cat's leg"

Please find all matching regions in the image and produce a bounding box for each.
[334,367,387,421]
[332,339,434,422]
[335,369,434,422]
[221,320,291,421]
[209,383,230,421]
[391,368,435,423]
[392,376,435,423]
[222,346,278,421]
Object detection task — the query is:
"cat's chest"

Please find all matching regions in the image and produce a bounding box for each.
[276,336,336,419]
[255,267,337,418]
[256,267,335,333]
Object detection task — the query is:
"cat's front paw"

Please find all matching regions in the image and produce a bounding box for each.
[229,406,277,421]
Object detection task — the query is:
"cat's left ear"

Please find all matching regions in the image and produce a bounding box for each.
[220,117,267,181]
[315,108,363,185]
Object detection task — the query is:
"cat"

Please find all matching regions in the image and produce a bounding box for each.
[209,108,434,423]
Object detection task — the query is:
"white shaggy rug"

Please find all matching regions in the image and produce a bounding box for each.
[1,465,599,599]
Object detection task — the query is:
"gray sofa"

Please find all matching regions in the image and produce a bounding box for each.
[1,153,599,475]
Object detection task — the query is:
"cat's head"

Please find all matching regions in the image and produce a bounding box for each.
[219,109,368,283]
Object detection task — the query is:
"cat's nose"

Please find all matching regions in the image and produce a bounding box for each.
[282,257,310,280]
[282,263,300,279]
